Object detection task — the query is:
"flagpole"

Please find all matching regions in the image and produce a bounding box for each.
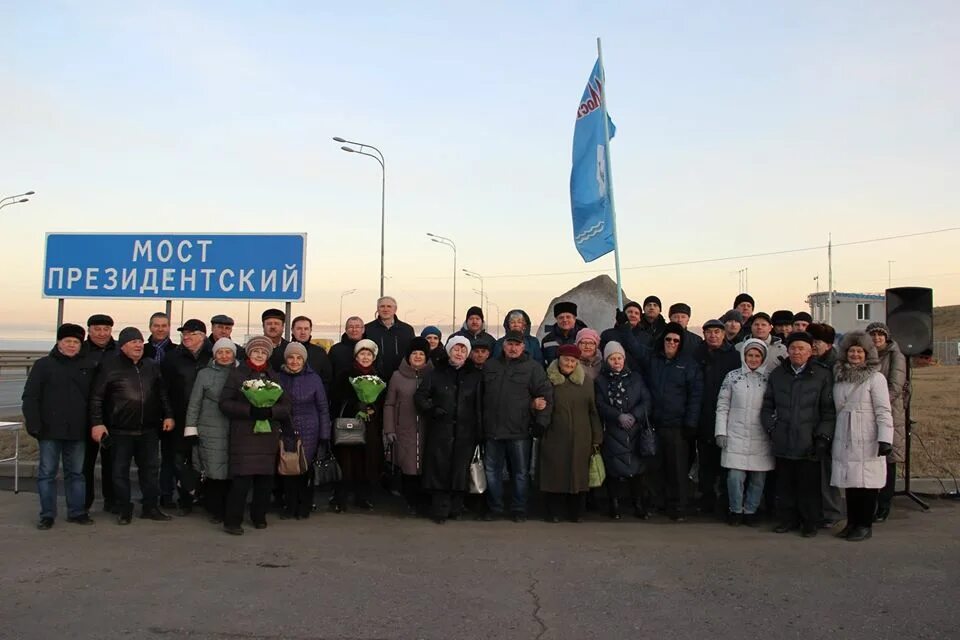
[597,37,623,308]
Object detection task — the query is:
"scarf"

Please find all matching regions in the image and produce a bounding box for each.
[246,358,269,373]
[606,369,629,411]
[150,337,171,362]
[353,362,376,376]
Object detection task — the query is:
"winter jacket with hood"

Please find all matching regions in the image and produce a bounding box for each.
[876,339,907,463]
[185,359,235,480]
[218,363,292,477]
[694,340,741,440]
[595,363,653,478]
[414,357,483,492]
[714,339,775,472]
[22,346,98,440]
[541,318,589,365]
[89,353,173,436]
[641,326,703,433]
[364,315,415,379]
[538,361,603,494]
[277,364,332,464]
[831,331,894,489]
[384,358,434,475]
[482,352,552,440]
[761,356,836,460]
[492,309,544,366]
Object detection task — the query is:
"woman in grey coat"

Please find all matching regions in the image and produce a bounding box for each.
[185,338,237,523]
[866,322,907,522]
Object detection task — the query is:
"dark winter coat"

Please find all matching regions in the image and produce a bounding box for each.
[161,342,213,445]
[694,341,741,440]
[185,359,234,480]
[541,319,588,365]
[277,366,332,463]
[492,309,544,366]
[364,316,415,378]
[21,347,98,440]
[330,333,361,382]
[331,365,387,483]
[144,337,177,362]
[643,345,703,433]
[482,353,552,440]
[279,340,333,397]
[89,353,173,436]
[383,359,433,475]
[816,347,838,368]
[414,359,483,492]
[679,329,704,361]
[600,323,652,372]
[595,364,653,478]
[761,359,836,460]
[268,338,292,372]
[208,334,246,361]
[877,340,907,463]
[82,337,116,367]
[638,314,667,343]
[538,362,602,494]
[218,364,292,477]
[453,324,495,345]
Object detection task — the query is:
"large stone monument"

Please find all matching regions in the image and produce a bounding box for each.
[535,274,632,339]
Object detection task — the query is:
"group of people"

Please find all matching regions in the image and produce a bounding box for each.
[21,292,908,542]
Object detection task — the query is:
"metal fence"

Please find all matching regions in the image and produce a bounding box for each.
[932,341,960,365]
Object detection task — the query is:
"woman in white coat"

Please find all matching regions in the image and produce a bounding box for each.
[715,339,774,526]
[831,331,893,542]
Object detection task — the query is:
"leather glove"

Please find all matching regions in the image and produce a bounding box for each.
[432,407,447,419]
[617,413,636,429]
[815,437,831,456]
[714,435,728,449]
[250,406,272,420]
[385,432,398,445]
[615,308,628,326]
[877,441,893,457]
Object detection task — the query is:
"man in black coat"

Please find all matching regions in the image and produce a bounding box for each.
[694,319,741,516]
[668,302,704,360]
[143,311,177,362]
[600,302,653,372]
[81,313,117,512]
[761,332,836,537]
[90,327,175,524]
[210,314,245,361]
[330,316,365,381]
[364,296,415,379]
[808,322,844,526]
[541,301,587,365]
[160,319,213,514]
[21,323,99,529]
[638,295,668,343]
[262,308,290,370]
[453,306,496,344]
[289,315,334,394]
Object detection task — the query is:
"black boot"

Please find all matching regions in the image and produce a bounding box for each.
[874,505,891,523]
[846,526,873,542]
[608,498,622,520]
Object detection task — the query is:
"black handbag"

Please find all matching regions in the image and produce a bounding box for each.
[313,451,342,485]
[637,425,657,457]
[333,417,367,446]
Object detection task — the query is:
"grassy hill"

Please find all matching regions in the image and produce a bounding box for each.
[934,304,960,339]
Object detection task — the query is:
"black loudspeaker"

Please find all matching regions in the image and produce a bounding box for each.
[885,287,933,356]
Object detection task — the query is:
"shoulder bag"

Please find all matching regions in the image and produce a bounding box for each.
[469,445,487,494]
[278,435,308,476]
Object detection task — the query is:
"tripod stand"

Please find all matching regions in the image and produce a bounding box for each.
[896,357,930,510]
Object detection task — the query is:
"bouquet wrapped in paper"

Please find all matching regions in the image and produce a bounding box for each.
[241,378,284,433]
[349,375,387,421]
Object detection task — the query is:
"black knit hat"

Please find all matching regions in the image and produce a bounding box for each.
[87,314,114,327]
[807,323,836,344]
[793,311,813,324]
[465,306,484,321]
[624,300,642,313]
[261,308,286,323]
[734,293,755,308]
[643,295,662,309]
[721,309,742,324]
[117,327,144,348]
[406,337,431,359]
[57,323,85,342]
[553,301,577,317]
[771,310,795,326]
[785,331,813,347]
[669,302,691,317]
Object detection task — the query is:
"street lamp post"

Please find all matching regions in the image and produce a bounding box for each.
[0,190,34,211]
[472,288,500,337]
[339,288,357,330]
[427,233,457,332]
[462,269,484,317]
[334,137,386,297]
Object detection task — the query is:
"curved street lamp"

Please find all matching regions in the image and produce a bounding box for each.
[339,288,357,329]
[427,233,457,332]
[462,268,484,316]
[334,137,386,297]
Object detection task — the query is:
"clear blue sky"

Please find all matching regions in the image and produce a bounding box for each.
[2,2,958,340]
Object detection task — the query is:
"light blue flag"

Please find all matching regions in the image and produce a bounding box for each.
[570,58,617,262]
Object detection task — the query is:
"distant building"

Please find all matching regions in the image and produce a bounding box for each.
[806,291,886,336]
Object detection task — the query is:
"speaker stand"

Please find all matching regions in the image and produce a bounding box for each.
[895,358,930,510]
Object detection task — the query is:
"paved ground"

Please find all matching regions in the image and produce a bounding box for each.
[1,490,957,640]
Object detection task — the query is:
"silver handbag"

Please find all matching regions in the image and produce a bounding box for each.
[333,417,367,446]
[469,445,487,494]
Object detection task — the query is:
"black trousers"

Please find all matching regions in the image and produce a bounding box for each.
[605,475,648,511]
[543,492,587,521]
[820,451,845,522]
[402,473,425,511]
[846,487,879,528]
[110,430,160,514]
[431,490,465,520]
[878,462,896,509]
[775,458,822,528]
[203,478,230,520]
[282,473,313,518]
[697,437,724,512]
[657,429,689,517]
[83,436,114,509]
[225,474,272,528]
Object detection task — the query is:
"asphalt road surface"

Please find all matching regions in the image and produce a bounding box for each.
[1,491,957,640]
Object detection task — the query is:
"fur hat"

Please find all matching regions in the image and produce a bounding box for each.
[734,293,755,309]
[771,310,795,326]
[465,306,484,321]
[245,335,274,356]
[57,323,85,342]
[662,322,686,351]
[793,311,813,324]
[87,314,114,328]
[865,322,890,339]
[669,302,691,317]
[212,338,237,356]
[117,327,144,348]
[558,344,582,359]
[284,341,308,361]
[838,330,879,366]
[407,337,431,358]
[603,341,625,360]
[354,338,379,358]
[575,328,600,346]
[721,309,742,325]
[807,323,836,344]
[643,295,662,309]
[785,331,813,347]
[553,301,578,317]
[445,335,472,357]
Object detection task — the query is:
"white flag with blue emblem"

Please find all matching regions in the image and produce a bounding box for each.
[570,58,617,262]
